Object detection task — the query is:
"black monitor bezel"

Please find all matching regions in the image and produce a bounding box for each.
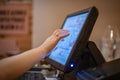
[46,6,98,72]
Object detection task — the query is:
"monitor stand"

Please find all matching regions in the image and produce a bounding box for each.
[57,41,105,80]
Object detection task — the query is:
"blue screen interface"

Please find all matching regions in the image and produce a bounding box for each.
[49,12,89,65]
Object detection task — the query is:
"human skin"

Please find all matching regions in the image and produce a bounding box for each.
[0,29,69,80]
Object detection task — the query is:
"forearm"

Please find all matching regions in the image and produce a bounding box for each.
[0,46,46,80]
[0,29,69,80]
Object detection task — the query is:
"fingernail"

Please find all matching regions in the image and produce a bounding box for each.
[58,31,69,37]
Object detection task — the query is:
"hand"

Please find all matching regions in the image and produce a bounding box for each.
[40,29,69,54]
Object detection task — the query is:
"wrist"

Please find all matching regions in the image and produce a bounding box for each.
[37,46,49,59]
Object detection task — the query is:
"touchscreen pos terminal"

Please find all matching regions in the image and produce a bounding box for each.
[46,6,99,73]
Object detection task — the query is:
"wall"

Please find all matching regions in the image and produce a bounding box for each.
[0,0,32,53]
[32,0,120,50]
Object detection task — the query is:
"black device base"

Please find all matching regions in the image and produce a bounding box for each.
[77,59,120,80]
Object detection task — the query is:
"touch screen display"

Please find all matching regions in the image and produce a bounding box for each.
[48,12,89,65]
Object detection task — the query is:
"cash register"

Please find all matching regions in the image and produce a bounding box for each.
[45,6,120,80]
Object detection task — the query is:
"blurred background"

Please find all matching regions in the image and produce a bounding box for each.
[0,0,120,61]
